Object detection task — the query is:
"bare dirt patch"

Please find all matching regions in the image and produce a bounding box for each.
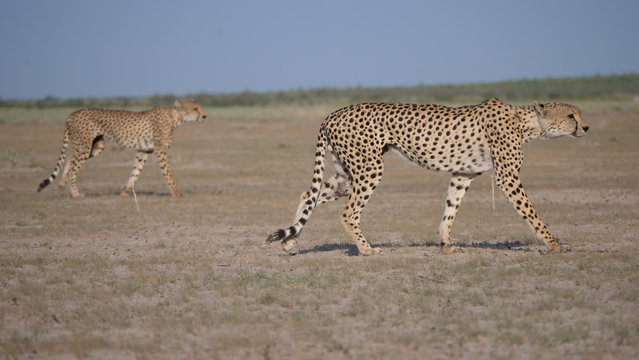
[1,104,638,359]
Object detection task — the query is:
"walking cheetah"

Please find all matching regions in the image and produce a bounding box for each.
[265,99,589,255]
[37,100,206,198]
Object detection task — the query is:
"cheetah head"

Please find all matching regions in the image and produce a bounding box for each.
[175,100,207,122]
[534,102,589,138]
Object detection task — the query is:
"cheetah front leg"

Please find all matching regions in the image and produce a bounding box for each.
[155,151,181,197]
[494,173,569,252]
[120,151,150,196]
[438,173,477,254]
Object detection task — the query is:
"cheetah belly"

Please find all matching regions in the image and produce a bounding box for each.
[463,154,493,174]
[389,140,493,174]
[390,146,493,174]
[135,136,155,153]
[101,132,153,152]
[99,119,155,152]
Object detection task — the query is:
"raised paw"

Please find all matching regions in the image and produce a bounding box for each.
[440,245,463,255]
[281,238,297,253]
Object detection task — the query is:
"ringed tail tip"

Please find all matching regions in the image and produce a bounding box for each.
[37,178,51,192]
[264,229,287,246]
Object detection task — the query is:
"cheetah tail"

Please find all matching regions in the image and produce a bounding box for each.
[265,126,329,245]
[37,127,70,192]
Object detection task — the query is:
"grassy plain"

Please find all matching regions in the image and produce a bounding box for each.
[1,99,638,359]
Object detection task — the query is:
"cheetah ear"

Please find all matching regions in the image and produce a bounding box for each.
[533,101,545,117]
[174,100,183,109]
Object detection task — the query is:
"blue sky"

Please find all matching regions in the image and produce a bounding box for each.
[1,0,637,99]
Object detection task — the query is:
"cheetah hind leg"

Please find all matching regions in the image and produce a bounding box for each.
[66,152,91,199]
[340,159,384,256]
[58,158,72,188]
[60,136,104,188]
[280,173,352,253]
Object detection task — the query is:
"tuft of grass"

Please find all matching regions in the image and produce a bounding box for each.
[0,149,22,166]
[545,321,591,345]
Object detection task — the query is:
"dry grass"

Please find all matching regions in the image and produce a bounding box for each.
[0,101,638,359]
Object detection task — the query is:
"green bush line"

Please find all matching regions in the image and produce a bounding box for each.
[2,73,638,109]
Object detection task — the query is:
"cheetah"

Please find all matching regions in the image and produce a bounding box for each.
[265,98,589,255]
[37,100,206,198]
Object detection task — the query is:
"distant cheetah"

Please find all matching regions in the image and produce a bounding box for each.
[37,100,206,198]
[265,99,589,255]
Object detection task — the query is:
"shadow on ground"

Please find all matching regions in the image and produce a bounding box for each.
[294,239,535,256]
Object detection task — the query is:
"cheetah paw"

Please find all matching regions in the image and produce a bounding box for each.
[358,247,382,256]
[440,245,463,255]
[281,239,297,253]
[559,244,573,252]
[546,242,573,253]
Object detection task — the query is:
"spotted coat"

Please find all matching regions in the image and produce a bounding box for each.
[37,100,206,198]
[266,98,589,255]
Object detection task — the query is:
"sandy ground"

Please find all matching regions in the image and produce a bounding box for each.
[0,103,638,359]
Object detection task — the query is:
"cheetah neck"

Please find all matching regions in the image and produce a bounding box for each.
[169,108,183,128]
[515,105,545,142]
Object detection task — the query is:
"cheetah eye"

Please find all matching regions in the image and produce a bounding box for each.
[568,114,575,119]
